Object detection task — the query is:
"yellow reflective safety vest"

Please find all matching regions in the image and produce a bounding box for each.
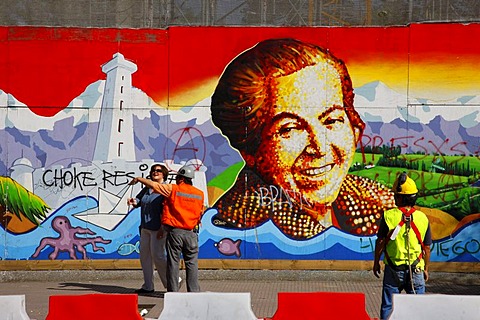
[383,207,429,270]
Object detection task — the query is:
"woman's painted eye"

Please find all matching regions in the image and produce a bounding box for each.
[324,116,344,126]
[276,122,302,137]
[278,127,293,135]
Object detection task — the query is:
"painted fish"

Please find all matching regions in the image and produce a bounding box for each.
[117,240,140,256]
[214,238,242,257]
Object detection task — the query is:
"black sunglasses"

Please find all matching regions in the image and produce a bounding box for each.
[151,169,164,173]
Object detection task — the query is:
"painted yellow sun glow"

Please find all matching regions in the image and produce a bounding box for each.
[350,57,480,101]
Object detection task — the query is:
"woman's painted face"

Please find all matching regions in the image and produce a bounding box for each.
[253,62,358,208]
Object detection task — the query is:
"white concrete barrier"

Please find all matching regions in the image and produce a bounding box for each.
[389,294,480,320]
[0,295,31,320]
[158,292,258,320]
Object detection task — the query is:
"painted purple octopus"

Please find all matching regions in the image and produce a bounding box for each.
[32,216,111,260]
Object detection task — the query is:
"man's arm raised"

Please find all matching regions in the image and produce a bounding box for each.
[129,177,173,197]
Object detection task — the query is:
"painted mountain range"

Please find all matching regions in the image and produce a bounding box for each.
[0,81,242,181]
[0,80,479,181]
[355,81,479,156]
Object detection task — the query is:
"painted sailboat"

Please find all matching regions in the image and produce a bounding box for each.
[73,185,133,231]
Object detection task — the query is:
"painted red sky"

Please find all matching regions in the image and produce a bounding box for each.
[1,23,479,117]
[0,27,168,116]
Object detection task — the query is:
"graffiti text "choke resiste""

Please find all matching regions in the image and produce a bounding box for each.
[42,168,136,190]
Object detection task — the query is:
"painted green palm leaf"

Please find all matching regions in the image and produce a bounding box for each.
[0,176,50,225]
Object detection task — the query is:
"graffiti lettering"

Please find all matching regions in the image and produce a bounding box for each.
[389,136,413,149]
[102,170,136,188]
[213,219,227,226]
[357,133,477,204]
[254,185,312,209]
[138,163,149,171]
[432,239,451,256]
[369,136,384,162]
[452,239,480,255]
[429,139,449,164]
[413,137,429,159]
[360,237,374,252]
[361,134,472,159]
[432,238,480,257]
[256,186,289,207]
[42,167,142,190]
[42,168,97,190]
[359,135,371,164]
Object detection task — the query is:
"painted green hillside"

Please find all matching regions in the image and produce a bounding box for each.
[350,152,480,221]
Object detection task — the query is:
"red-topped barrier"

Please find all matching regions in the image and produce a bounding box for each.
[266,292,372,320]
[46,293,143,320]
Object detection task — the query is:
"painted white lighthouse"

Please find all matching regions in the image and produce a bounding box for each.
[93,53,137,162]
[10,157,34,192]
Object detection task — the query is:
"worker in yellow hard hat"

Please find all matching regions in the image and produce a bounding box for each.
[373,172,432,320]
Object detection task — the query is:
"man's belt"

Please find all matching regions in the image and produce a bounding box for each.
[163,224,197,232]
[390,264,410,271]
[388,261,420,271]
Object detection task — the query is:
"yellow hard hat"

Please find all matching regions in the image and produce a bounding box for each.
[393,172,418,195]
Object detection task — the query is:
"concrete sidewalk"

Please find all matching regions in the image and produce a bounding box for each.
[1,270,479,319]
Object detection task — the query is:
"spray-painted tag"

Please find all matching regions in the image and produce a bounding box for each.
[390,225,401,240]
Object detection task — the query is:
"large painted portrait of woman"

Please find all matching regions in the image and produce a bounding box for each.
[210,38,395,239]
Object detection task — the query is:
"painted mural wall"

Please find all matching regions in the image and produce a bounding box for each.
[0,25,479,264]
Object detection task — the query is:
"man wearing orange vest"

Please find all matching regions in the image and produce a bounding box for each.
[130,165,205,292]
[373,172,431,320]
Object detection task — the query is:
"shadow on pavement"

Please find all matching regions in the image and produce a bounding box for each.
[54,282,165,298]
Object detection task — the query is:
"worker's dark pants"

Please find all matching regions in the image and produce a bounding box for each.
[165,227,200,292]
